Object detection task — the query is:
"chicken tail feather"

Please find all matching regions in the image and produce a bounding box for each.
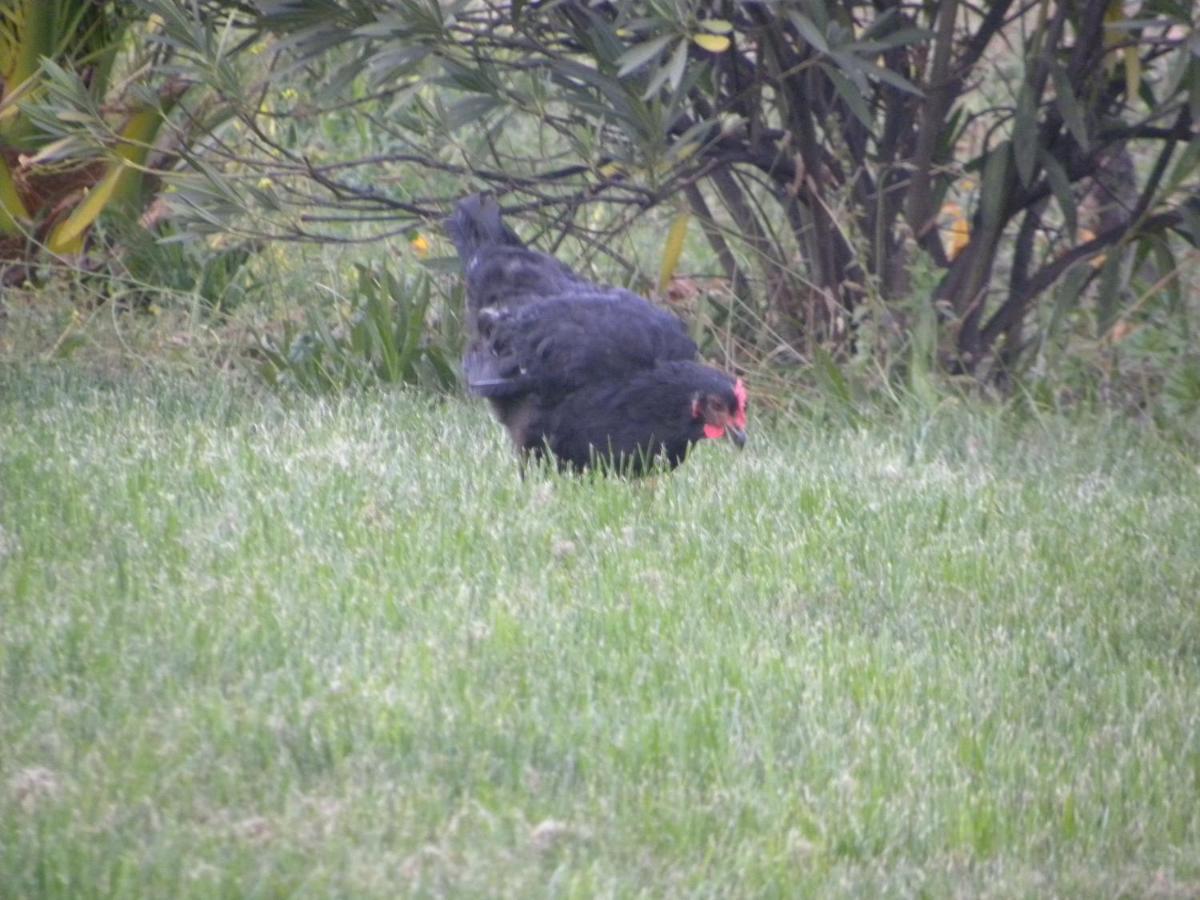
[446,194,524,265]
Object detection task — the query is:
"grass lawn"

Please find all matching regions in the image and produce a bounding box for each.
[1,366,1198,897]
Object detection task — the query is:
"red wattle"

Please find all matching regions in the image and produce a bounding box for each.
[703,423,725,440]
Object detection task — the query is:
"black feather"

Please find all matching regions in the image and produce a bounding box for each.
[447,194,744,474]
[464,295,696,400]
[541,361,730,471]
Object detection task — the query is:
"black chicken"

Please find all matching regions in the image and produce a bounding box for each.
[447,195,747,474]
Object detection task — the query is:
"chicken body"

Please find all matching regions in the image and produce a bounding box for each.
[448,195,746,474]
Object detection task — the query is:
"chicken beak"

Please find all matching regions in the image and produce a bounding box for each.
[725,424,747,449]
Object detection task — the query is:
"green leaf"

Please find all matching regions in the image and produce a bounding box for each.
[666,36,689,93]
[1095,248,1126,337]
[852,27,934,52]
[1164,135,1200,194]
[550,58,637,124]
[643,39,687,99]
[362,45,430,87]
[823,63,875,133]
[443,95,500,131]
[831,50,922,96]
[1039,149,1077,238]
[575,3,628,69]
[786,11,828,53]
[1040,263,1092,359]
[659,210,690,294]
[1013,80,1038,187]
[402,273,431,379]
[980,142,1011,230]
[1190,57,1200,123]
[616,35,671,77]
[861,59,922,95]
[1148,236,1181,313]
[1050,61,1089,149]
[1179,202,1200,247]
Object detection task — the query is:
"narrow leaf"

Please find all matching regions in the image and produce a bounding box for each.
[666,37,688,93]
[1041,263,1092,360]
[1166,137,1200,194]
[1191,57,1200,123]
[1039,150,1077,238]
[832,50,922,95]
[1149,237,1181,312]
[1013,81,1038,186]
[853,27,934,51]
[444,95,500,131]
[642,43,681,99]
[616,35,671,76]
[980,142,1011,230]
[1095,249,1126,337]
[1050,62,1089,149]
[659,210,690,294]
[823,64,874,133]
[859,60,923,95]
[787,11,828,53]
[693,33,731,53]
[1180,203,1200,247]
[1123,46,1141,103]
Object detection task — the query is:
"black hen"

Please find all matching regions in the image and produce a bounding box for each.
[447,195,747,474]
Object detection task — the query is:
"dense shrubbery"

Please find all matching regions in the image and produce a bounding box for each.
[3,1,1198,426]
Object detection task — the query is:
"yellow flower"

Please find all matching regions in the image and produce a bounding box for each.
[941,202,970,260]
[410,234,430,257]
[1078,228,1107,268]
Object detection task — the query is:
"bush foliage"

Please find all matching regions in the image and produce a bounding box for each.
[9,1,1200,407]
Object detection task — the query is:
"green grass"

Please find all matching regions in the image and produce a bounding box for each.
[2,366,1198,898]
